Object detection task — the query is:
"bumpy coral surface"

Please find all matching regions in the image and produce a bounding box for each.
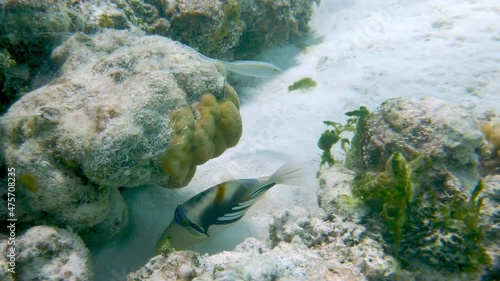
[0,226,93,281]
[356,97,487,193]
[129,236,368,281]
[236,0,319,58]
[480,174,500,278]
[0,0,84,113]
[0,29,241,239]
[325,98,497,277]
[76,0,317,58]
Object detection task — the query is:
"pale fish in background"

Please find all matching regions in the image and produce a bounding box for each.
[222,60,282,78]
[156,162,308,253]
[179,41,282,78]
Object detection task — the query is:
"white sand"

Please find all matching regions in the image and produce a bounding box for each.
[91,0,500,279]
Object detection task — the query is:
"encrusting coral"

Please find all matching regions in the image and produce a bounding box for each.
[158,88,242,187]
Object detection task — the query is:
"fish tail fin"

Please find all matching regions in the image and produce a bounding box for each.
[269,162,310,187]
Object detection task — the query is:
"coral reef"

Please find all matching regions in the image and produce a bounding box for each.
[236,0,319,58]
[160,0,244,58]
[76,0,318,58]
[129,236,369,281]
[0,0,84,114]
[0,0,317,114]
[317,98,498,277]
[130,186,396,280]
[353,153,490,272]
[480,174,500,279]
[354,97,487,194]
[352,152,432,254]
[0,29,241,240]
[78,0,243,58]
[319,164,494,280]
[0,226,93,281]
[128,97,498,280]
[158,91,241,187]
[483,120,500,152]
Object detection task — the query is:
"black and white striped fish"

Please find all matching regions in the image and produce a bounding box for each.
[156,162,308,252]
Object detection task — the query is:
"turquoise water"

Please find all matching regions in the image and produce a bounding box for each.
[1,0,499,280]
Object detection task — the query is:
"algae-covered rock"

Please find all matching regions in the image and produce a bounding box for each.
[76,0,241,57]
[0,226,92,281]
[160,0,244,58]
[353,153,490,273]
[236,0,319,58]
[317,98,496,277]
[354,97,487,193]
[0,29,241,239]
[0,0,84,114]
[76,0,318,58]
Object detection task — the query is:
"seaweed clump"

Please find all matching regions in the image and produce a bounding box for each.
[352,152,491,272]
[317,106,369,167]
[288,77,317,91]
[352,152,431,253]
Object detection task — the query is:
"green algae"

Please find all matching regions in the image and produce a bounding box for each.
[317,106,369,168]
[288,77,317,91]
[210,0,242,41]
[352,152,491,272]
[353,152,432,254]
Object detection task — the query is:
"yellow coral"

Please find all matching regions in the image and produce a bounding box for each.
[490,125,500,150]
[19,173,38,193]
[481,120,500,150]
[158,84,242,187]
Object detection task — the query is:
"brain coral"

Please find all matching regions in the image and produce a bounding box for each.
[0,29,242,238]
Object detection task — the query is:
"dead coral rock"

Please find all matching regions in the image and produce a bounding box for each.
[237,0,319,58]
[1,29,241,241]
[161,0,244,58]
[0,226,92,281]
[0,0,84,113]
[76,0,318,58]
[128,238,366,281]
[355,97,487,194]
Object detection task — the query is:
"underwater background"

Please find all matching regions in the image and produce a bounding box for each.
[0,0,499,280]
